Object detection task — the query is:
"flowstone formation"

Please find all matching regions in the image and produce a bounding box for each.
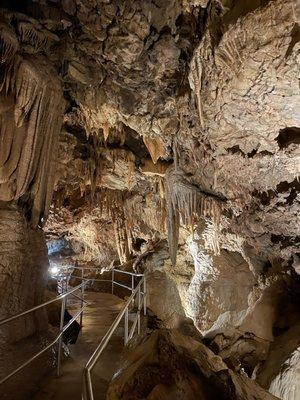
[0,0,299,399]
[0,9,64,400]
[0,10,64,336]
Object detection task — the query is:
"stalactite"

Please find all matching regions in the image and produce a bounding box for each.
[0,49,64,227]
[189,53,204,129]
[0,23,19,64]
[18,22,59,51]
[158,177,167,232]
[166,185,180,266]
[165,167,223,265]
[202,219,220,255]
[114,218,130,264]
[143,136,166,164]
[98,188,132,264]
[173,136,179,171]
[102,123,110,142]
[88,134,102,203]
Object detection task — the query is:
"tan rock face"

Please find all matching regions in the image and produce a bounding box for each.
[268,348,300,400]
[106,329,279,400]
[186,234,255,333]
[143,137,168,164]
[256,324,300,400]
[190,0,299,153]
[0,204,48,342]
[0,56,64,227]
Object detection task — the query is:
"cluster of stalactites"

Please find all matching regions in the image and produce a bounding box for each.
[85,139,136,203]
[165,167,223,265]
[18,21,59,51]
[0,22,64,227]
[113,217,132,265]
[97,188,132,264]
[87,134,102,202]
[123,178,166,235]
[0,23,19,64]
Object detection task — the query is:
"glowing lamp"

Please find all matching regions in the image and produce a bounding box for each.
[50,266,59,275]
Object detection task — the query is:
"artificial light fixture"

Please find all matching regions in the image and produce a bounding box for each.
[50,266,59,276]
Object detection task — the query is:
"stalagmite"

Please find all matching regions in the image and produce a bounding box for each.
[189,53,204,128]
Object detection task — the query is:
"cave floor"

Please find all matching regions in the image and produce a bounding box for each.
[32,291,125,400]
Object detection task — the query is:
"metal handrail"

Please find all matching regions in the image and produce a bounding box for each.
[62,275,111,283]
[113,268,144,277]
[82,275,146,400]
[64,266,143,277]
[0,281,87,327]
[67,265,143,277]
[0,265,146,395]
[66,275,136,293]
[61,266,143,296]
[57,283,90,304]
[0,280,91,385]
[0,301,89,385]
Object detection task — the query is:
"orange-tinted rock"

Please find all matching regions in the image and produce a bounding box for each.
[143,137,167,164]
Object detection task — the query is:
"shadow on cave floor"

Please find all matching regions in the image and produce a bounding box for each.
[32,292,125,400]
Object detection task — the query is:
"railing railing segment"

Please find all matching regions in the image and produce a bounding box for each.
[82,275,146,400]
[0,265,147,396]
[0,280,90,385]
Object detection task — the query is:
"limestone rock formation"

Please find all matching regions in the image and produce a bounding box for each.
[0,204,48,338]
[0,0,299,398]
[0,43,64,227]
[106,329,279,400]
[0,204,51,400]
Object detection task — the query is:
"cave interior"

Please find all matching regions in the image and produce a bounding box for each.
[0,0,299,399]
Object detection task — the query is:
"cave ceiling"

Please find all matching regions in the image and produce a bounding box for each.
[0,0,299,271]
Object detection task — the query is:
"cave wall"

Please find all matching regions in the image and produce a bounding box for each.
[0,13,64,322]
[0,14,64,397]
[0,204,53,400]
[0,204,48,341]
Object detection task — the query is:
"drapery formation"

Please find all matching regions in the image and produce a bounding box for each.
[0,23,64,227]
[99,188,132,264]
[165,167,223,265]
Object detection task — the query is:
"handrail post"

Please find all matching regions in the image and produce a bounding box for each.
[0,280,91,387]
[66,269,69,295]
[131,275,134,306]
[112,269,114,294]
[80,268,84,328]
[143,276,147,315]
[137,284,141,334]
[124,308,128,345]
[83,277,145,400]
[57,295,67,377]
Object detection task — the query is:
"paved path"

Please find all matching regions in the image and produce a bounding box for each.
[32,292,125,400]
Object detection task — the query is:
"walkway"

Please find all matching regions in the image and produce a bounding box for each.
[32,292,125,400]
